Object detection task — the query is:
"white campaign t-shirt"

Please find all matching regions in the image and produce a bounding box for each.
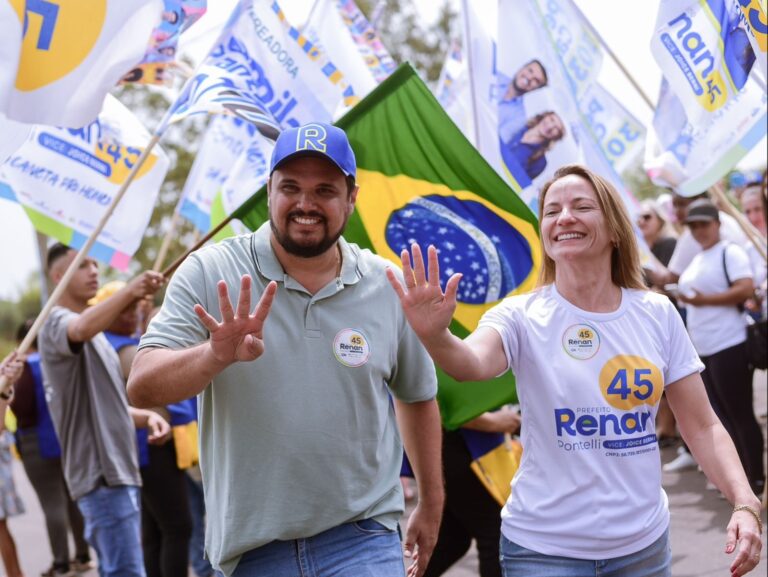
[678,241,752,356]
[479,286,703,559]
[668,211,748,276]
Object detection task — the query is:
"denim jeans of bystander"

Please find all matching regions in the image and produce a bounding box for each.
[76,485,145,577]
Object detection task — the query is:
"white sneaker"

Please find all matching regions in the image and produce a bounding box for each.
[663,448,697,472]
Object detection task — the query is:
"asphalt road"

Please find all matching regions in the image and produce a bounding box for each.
[6,371,767,577]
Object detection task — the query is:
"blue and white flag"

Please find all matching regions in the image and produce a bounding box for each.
[651,0,761,123]
[435,37,473,137]
[178,114,260,232]
[0,95,169,269]
[645,77,766,195]
[160,0,355,137]
[462,0,645,211]
[648,0,767,194]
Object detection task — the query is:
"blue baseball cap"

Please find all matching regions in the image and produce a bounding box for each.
[269,122,356,179]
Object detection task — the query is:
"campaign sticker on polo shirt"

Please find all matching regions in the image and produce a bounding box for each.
[562,324,600,360]
[333,329,371,367]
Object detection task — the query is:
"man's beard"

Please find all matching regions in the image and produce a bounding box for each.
[270,210,346,258]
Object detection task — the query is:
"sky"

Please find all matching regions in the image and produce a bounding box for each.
[0,0,766,300]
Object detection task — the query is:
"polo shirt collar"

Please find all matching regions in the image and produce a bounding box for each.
[251,222,363,286]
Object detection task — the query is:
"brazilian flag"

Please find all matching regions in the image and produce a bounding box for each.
[230,64,542,430]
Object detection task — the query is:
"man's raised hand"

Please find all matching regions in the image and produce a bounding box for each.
[385,243,461,343]
[194,276,277,365]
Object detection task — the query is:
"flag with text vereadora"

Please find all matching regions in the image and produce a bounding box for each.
[1,0,162,127]
[231,64,542,429]
[0,95,169,270]
[161,0,358,138]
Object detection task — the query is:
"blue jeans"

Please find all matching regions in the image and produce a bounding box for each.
[76,485,145,577]
[232,519,405,577]
[500,529,671,577]
[186,473,215,577]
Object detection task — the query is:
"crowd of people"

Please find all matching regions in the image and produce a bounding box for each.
[0,122,764,577]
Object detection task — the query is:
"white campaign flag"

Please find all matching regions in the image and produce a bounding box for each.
[489,0,648,210]
[214,133,274,236]
[463,0,503,175]
[0,115,32,164]
[434,37,473,138]
[162,0,354,136]
[304,0,395,103]
[651,0,761,124]
[580,84,646,174]
[648,0,767,194]
[0,95,169,269]
[495,0,584,209]
[178,114,258,232]
[1,0,161,127]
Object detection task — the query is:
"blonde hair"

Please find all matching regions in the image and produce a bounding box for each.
[536,164,646,290]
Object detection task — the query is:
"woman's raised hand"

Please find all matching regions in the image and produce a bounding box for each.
[386,243,462,343]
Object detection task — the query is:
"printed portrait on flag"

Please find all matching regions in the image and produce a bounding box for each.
[493,47,581,208]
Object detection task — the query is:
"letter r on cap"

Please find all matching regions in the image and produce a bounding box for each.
[297,124,327,152]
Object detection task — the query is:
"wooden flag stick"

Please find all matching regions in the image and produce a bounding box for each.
[0,133,162,394]
[153,210,182,271]
[460,0,481,148]
[161,213,236,278]
[711,182,767,260]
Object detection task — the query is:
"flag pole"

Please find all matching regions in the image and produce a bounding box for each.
[711,182,767,259]
[161,213,236,278]
[569,1,655,112]
[460,0,481,147]
[0,132,163,394]
[153,210,182,271]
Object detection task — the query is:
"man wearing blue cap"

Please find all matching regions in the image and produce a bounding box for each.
[128,123,444,577]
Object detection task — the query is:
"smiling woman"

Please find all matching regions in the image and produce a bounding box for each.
[388,164,765,577]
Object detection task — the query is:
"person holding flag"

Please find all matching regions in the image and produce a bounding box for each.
[127,122,444,577]
[387,165,763,577]
[38,244,171,577]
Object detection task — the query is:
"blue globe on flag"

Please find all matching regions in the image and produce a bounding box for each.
[385,195,535,304]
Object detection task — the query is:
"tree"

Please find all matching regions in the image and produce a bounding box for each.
[357,0,457,83]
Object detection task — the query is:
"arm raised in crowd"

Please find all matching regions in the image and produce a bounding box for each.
[67,271,164,343]
[385,243,507,382]
[127,275,276,408]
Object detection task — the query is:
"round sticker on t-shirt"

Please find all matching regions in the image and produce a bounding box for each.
[333,329,371,367]
[562,324,600,360]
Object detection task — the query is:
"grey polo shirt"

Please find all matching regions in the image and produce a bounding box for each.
[139,223,437,576]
